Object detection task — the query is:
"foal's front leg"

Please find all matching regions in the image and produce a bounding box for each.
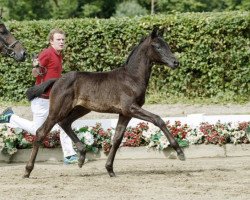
[106,115,131,177]
[128,104,185,160]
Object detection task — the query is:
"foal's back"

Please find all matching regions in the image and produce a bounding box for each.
[51,68,142,114]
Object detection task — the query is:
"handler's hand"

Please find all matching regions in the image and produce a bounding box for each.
[31,68,39,77]
[32,58,39,67]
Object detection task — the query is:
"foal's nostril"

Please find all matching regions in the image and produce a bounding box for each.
[22,51,27,58]
[19,51,27,61]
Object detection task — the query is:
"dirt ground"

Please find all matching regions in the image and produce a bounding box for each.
[0,156,249,200]
[0,103,249,200]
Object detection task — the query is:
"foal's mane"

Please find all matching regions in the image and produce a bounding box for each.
[124,36,148,65]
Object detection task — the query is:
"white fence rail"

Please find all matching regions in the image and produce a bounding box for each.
[72,114,250,130]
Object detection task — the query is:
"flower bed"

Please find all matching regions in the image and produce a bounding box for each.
[0,120,249,156]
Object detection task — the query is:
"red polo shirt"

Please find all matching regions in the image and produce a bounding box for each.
[36,46,63,96]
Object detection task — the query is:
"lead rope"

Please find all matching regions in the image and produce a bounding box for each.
[32,54,47,77]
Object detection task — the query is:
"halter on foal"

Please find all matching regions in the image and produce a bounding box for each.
[24,28,185,178]
[0,18,26,61]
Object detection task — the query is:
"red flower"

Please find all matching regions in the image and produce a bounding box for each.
[43,140,50,148]
[238,122,250,131]
[23,133,35,143]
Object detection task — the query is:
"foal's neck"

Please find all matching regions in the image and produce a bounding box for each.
[125,42,153,85]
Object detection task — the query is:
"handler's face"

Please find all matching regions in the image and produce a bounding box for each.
[50,33,65,52]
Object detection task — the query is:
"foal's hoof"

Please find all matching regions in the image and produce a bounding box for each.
[106,166,116,177]
[108,171,116,177]
[78,160,84,168]
[22,174,30,179]
[78,156,85,168]
[177,152,186,161]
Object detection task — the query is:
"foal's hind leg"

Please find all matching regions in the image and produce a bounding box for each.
[23,119,57,178]
[23,140,40,178]
[58,106,91,168]
[127,104,185,160]
[106,114,131,177]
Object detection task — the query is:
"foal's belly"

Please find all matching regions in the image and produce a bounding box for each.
[75,98,122,114]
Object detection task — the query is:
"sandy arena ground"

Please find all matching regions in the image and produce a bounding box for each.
[0,103,249,200]
[0,156,249,200]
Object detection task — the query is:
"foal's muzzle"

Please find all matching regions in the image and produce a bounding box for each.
[15,50,27,61]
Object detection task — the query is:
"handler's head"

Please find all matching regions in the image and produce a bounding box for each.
[48,28,65,53]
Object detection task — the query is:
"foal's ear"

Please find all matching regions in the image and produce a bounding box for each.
[151,27,159,38]
[158,28,164,37]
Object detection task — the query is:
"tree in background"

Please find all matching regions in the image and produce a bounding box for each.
[0,0,249,21]
[114,0,148,17]
[157,0,206,13]
[237,0,250,10]
[0,0,119,20]
[154,0,250,14]
[1,0,52,20]
[50,0,78,19]
[50,0,118,19]
[80,0,118,18]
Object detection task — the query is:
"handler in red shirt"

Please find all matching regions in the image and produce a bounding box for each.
[33,34,64,98]
[36,47,63,83]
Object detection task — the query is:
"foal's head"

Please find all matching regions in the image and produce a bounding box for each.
[147,28,179,69]
[0,21,26,61]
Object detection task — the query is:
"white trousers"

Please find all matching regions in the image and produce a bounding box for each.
[10,98,76,158]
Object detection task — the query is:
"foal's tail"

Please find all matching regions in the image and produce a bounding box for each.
[26,78,58,101]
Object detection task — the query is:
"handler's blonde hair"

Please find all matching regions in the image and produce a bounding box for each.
[47,28,65,42]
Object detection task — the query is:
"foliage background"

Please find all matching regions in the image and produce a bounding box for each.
[0,0,249,20]
[0,11,249,103]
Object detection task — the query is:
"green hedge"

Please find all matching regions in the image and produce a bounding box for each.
[0,11,249,102]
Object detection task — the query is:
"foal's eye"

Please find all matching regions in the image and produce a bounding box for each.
[152,43,161,50]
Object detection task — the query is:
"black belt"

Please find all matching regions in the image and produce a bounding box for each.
[39,94,49,99]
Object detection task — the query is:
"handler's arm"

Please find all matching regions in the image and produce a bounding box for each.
[31,58,40,77]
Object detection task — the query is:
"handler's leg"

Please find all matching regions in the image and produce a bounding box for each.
[54,124,77,164]
[10,98,49,134]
